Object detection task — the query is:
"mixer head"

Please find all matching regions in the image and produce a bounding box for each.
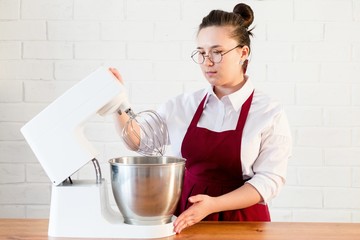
[122,109,168,156]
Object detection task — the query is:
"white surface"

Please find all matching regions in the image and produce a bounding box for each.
[20,67,126,185]
[49,179,175,238]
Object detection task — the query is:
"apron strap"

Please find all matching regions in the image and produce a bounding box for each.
[189,94,208,127]
[236,90,254,130]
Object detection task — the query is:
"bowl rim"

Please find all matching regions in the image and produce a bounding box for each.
[108,156,186,166]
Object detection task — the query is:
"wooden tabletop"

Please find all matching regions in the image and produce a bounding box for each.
[1,218,360,240]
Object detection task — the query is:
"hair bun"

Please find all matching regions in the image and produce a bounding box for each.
[233,3,254,29]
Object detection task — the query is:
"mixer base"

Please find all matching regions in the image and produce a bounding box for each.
[48,179,176,238]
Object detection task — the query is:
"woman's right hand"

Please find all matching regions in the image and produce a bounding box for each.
[109,67,124,84]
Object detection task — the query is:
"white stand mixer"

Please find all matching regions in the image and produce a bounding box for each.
[21,67,175,238]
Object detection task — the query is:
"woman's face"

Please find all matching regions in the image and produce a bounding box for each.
[196,26,246,89]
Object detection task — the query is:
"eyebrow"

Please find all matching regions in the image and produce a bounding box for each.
[196,45,222,50]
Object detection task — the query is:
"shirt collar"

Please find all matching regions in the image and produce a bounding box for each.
[204,75,254,112]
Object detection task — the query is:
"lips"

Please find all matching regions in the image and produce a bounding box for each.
[205,70,217,77]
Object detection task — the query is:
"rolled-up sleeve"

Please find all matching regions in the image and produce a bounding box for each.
[246,110,292,203]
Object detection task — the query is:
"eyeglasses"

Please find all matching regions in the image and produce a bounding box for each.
[191,45,242,64]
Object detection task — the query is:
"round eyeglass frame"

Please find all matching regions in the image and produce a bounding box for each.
[191,45,243,64]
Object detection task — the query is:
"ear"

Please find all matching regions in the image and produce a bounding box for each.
[239,45,250,62]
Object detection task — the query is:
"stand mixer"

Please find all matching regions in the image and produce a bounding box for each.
[20,67,183,238]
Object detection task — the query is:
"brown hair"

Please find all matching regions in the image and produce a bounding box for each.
[198,3,254,51]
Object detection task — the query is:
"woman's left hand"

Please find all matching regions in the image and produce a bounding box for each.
[173,194,216,234]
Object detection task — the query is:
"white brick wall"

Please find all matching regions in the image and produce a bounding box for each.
[0,0,359,222]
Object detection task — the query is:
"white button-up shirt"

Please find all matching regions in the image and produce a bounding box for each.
[157,78,292,203]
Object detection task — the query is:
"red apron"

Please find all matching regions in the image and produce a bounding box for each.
[175,91,270,221]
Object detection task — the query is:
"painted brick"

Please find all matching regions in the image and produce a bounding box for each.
[0,21,46,40]
[75,42,126,60]
[321,63,360,83]
[246,62,267,83]
[183,0,293,23]
[249,0,293,22]
[0,103,46,122]
[324,108,360,126]
[254,83,295,105]
[54,61,102,80]
[0,123,24,141]
[0,142,37,163]
[354,128,360,146]
[101,21,154,41]
[181,41,199,60]
[74,0,124,20]
[270,209,292,222]
[131,81,183,104]
[0,60,53,80]
[267,23,324,42]
[0,42,21,59]
[26,205,49,218]
[267,63,320,83]
[294,43,351,62]
[24,81,77,103]
[23,42,73,60]
[0,184,50,204]
[293,209,352,222]
[26,163,50,183]
[103,61,154,82]
[0,0,19,19]
[0,164,25,183]
[355,0,360,21]
[126,0,181,21]
[154,61,202,82]
[0,205,25,218]
[155,21,197,41]
[298,167,352,187]
[296,84,351,106]
[285,166,298,186]
[324,148,360,166]
[271,187,323,208]
[353,168,360,187]
[48,21,100,41]
[325,23,360,42]
[354,44,360,61]
[285,107,322,126]
[184,82,209,94]
[182,0,234,22]
[251,23,266,41]
[0,81,22,102]
[324,188,360,209]
[297,128,351,147]
[127,42,181,61]
[353,210,360,222]
[294,0,352,21]
[289,147,323,166]
[21,0,73,19]
[251,42,292,62]
[352,84,360,105]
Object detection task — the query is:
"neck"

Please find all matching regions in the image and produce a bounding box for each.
[214,76,246,99]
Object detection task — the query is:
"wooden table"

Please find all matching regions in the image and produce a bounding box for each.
[1,218,360,240]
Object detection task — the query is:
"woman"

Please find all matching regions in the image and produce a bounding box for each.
[111,3,292,234]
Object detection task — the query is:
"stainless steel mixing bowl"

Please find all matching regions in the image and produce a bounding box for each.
[109,156,185,225]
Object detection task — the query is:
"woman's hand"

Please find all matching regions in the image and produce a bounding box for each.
[109,67,124,84]
[173,194,217,234]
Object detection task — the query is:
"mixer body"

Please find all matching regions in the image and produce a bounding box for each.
[20,67,178,238]
[48,179,176,238]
